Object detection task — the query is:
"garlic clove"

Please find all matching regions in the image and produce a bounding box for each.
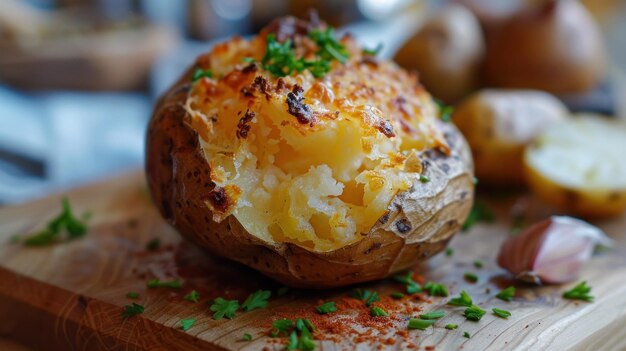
[497,216,612,284]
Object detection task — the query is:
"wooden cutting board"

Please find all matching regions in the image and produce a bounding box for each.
[1,171,625,351]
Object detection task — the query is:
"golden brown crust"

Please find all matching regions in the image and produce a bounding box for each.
[146,68,474,288]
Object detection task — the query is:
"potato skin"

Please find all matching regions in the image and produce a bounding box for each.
[146,69,475,289]
[453,89,567,187]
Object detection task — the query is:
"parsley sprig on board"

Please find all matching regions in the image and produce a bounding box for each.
[22,198,88,246]
[242,290,271,311]
[563,281,594,302]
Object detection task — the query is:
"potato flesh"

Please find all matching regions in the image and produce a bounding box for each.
[526,117,626,191]
[185,34,448,252]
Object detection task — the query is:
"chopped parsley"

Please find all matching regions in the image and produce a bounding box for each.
[464,272,478,283]
[287,331,298,350]
[351,289,379,306]
[23,198,88,246]
[393,272,422,294]
[121,303,144,319]
[271,319,293,337]
[496,286,516,302]
[126,292,139,299]
[473,260,484,269]
[192,67,213,82]
[420,310,445,320]
[242,289,271,311]
[180,318,195,331]
[370,306,388,317]
[408,318,436,330]
[209,297,239,320]
[562,281,594,302]
[146,238,160,251]
[447,290,473,307]
[463,331,471,339]
[242,333,252,341]
[462,201,496,231]
[424,282,449,297]
[316,301,337,314]
[464,305,486,321]
[445,324,458,330]
[308,28,349,64]
[435,99,454,122]
[362,43,383,56]
[445,247,454,257]
[257,28,349,79]
[419,175,431,183]
[492,308,511,319]
[183,290,200,303]
[147,279,182,289]
[390,292,405,299]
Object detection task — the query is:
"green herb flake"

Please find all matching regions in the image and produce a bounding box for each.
[271,319,293,337]
[242,333,252,341]
[242,289,271,312]
[408,318,436,330]
[180,318,195,331]
[462,201,495,231]
[419,175,431,183]
[192,67,213,82]
[362,43,383,56]
[209,297,240,320]
[308,28,349,64]
[447,290,473,307]
[463,331,471,339]
[183,290,200,303]
[126,292,140,299]
[420,310,445,320]
[370,306,388,317]
[435,99,454,122]
[473,260,484,269]
[121,302,144,319]
[492,308,511,319]
[147,279,182,289]
[424,282,449,297]
[316,301,337,314]
[23,198,88,246]
[464,272,478,283]
[562,281,594,302]
[394,272,422,294]
[445,324,458,330]
[287,330,298,350]
[9,234,20,243]
[146,238,160,251]
[496,286,516,302]
[390,292,405,299]
[445,247,454,257]
[351,289,379,306]
[464,305,486,321]
[298,333,316,351]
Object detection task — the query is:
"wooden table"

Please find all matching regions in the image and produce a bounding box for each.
[1,171,625,350]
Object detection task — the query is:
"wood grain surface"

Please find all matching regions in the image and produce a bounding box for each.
[0,171,625,351]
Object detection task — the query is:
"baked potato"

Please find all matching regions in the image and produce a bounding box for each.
[393,4,484,103]
[146,16,474,288]
[454,89,568,186]
[524,115,626,218]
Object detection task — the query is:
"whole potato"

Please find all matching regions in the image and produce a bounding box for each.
[454,89,568,186]
[394,4,484,103]
[146,16,475,288]
[483,0,606,93]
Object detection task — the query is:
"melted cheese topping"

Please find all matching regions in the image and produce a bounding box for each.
[185,23,448,251]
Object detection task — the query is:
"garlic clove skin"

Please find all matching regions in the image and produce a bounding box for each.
[497,216,612,284]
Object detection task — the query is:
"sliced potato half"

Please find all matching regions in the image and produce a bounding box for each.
[524,116,626,218]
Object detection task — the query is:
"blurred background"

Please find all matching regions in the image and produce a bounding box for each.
[0,0,625,205]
